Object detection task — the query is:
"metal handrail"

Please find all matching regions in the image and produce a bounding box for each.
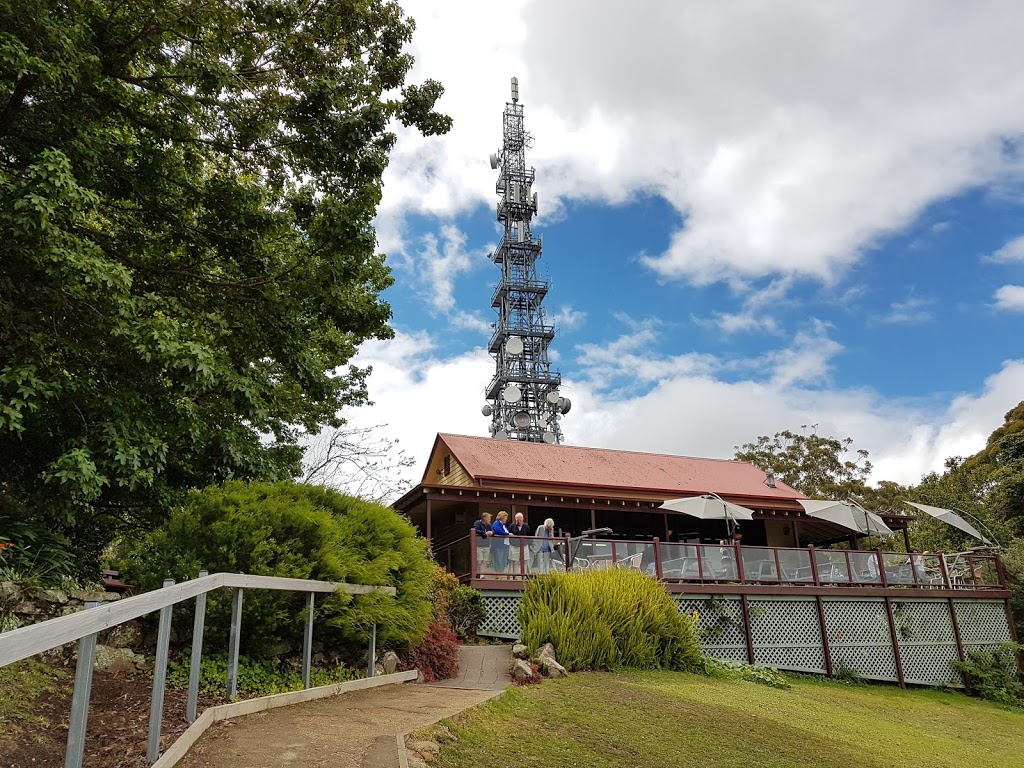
[0,572,396,767]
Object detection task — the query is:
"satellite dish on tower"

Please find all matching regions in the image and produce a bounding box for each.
[505,336,524,355]
[542,431,556,444]
[502,384,521,403]
[489,153,499,169]
[512,411,531,428]
[481,404,493,416]
[559,397,572,415]
[546,390,560,404]
[494,429,509,439]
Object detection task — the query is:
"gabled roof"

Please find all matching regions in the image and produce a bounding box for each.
[430,433,804,502]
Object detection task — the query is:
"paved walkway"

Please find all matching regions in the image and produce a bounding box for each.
[176,645,511,768]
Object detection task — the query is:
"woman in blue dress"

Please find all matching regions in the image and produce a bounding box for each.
[491,510,511,576]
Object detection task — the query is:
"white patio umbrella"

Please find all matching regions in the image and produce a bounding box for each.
[659,493,756,538]
[904,502,995,546]
[797,499,894,539]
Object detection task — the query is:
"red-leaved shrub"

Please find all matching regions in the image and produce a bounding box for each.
[399,619,460,682]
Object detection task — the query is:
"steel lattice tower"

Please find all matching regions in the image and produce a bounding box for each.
[481,77,571,443]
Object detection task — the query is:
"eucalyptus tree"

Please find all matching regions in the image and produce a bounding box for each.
[0,0,450,560]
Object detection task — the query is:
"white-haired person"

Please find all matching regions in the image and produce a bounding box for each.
[532,518,558,574]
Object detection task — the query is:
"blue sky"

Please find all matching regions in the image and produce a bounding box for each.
[316,1,1024,496]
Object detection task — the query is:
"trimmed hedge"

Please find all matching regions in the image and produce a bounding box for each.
[518,568,702,672]
[120,480,433,657]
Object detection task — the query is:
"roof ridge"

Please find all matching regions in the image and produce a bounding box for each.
[437,432,744,464]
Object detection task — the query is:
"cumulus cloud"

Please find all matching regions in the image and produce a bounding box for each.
[986,235,1024,263]
[994,284,1024,312]
[385,0,1024,299]
[878,296,935,326]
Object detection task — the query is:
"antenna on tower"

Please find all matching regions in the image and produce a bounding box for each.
[481,77,571,443]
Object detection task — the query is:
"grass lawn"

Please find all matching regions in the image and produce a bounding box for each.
[419,671,1024,768]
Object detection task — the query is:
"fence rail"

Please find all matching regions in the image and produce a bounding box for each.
[466,532,1006,592]
[0,572,396,767]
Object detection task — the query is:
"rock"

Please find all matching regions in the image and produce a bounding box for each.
[70,590,120,603]
[510,659,535,681]
[407,741,439,755]
[40,589,69,605]
[537,642,556,661]
[264,640,294,658]
[11,601,45,615]
[407,757,430,768]
[92,645,146,674]
[101,621,142,649]
[539,657,568,678]
[381,650,400,674]
[0,581,21,601]
[374,663,385,677]
[433,726,458,744]
[511,643,529,660]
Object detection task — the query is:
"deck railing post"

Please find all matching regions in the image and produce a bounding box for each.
[302,592,315,690]
[563,535,571,571]
[64,600,101,768]
[937,552,952,591]
[470,527,477,580]
[367,623,377,678]
[146,578,175,763]
[227,587,243,700]
[877,549,889,588]
[808,545,820,586]
[186,571,208,723]
[653,538,663,579]
[734,540,745,583]
[518,536,527,579]
[994,552,1008,589]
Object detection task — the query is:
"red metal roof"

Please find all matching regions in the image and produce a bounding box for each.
[433,433,805,502]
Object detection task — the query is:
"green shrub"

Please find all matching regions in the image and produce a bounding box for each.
[950,643,1024,706]
[0,513,76,585]
[518,568,702,672]
[119,480,433,658]
[165,651,359,699]
[427,564,483,641]
[701,657,791,688]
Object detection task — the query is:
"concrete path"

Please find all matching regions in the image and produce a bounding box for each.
[176,645,511,768]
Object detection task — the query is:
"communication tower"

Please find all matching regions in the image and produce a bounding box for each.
[481,77,571,443]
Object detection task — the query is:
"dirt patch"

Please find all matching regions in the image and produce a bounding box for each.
[0,661,221,768]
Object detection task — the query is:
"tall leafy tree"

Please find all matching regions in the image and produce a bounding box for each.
[0,0,450,558]
[733,429,872,499]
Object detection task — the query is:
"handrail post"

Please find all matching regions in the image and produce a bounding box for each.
[367,623,377,678]
[808,545,820,586]
[147,578,175,763]
[994,552,1007,589]
[653,538,663,579]
[937,552,952,590]
[470,527,477,580]
[518,536,527,579]
[734,540,745,583]
[64,600,101,768]
[877,549,889,588]
[563,535,571,571]
[186,571,209,723]
[227,587,243,700]
[302,592,315,689]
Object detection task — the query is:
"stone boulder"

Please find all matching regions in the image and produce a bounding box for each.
[537,642,556,661]
[92,645,146,675]
[101,620,142,649]
[511,643,529,660]
[381,650,400,674]
[510,658,535,682]
[539,656,568,678]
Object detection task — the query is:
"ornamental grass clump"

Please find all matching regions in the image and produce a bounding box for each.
[518,568,702,671]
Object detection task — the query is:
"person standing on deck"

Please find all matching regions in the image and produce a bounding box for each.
[509,512,533,577]
[533,518,557,574]
[474,512,494,578]
[491,511,511,577]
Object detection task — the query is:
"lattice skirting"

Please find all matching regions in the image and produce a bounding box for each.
[478,592,1014,686]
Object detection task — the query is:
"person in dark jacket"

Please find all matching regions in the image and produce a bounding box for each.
[508,512,533,576]
[473,512,493,577]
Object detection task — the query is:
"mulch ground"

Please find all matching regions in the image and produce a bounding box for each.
[0,663,221,768]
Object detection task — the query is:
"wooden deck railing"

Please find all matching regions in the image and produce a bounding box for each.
[453,532,1006,591]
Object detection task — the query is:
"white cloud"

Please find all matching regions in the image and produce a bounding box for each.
[994,285,1024,312]
[385,1,1024,297]
[344,329,1024,496]
[879,296,935,326]
[402,224,489,315]
[550,305,587,332]
[986,235,1024,263]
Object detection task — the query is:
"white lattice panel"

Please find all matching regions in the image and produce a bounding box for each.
[480,593,522,639]
[676,596,749,662]
[748,598,826,674]
[893,600,960,685]
[823,598,899,682]
[954,600,1013,647]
